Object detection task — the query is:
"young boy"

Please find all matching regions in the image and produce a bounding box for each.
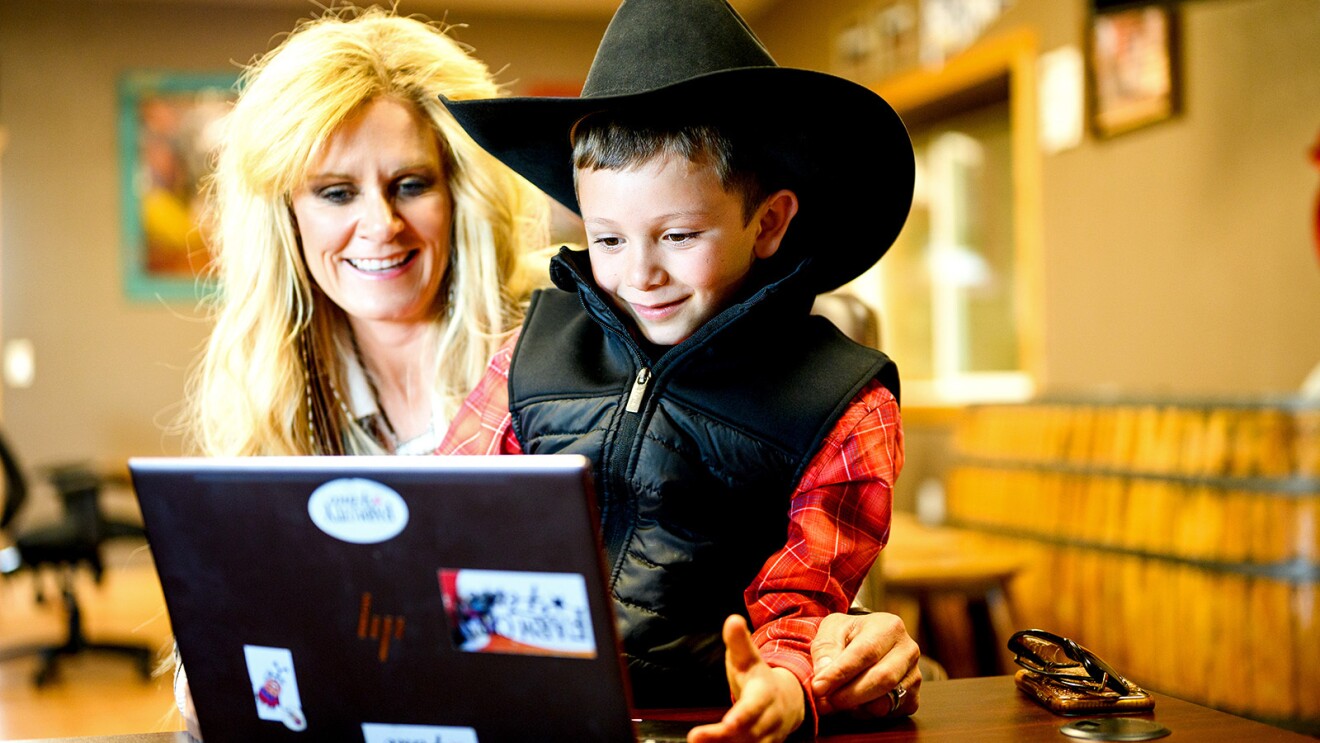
[440,0,915,739]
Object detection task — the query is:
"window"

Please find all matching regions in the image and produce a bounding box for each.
[848,31,1041,405]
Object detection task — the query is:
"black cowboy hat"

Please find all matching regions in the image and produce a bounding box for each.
[441,0,915,293]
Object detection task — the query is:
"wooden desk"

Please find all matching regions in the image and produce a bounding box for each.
[11,676,1314,742]
[813,675,1316,741]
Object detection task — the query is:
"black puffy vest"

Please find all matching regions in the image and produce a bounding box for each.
[509,250,899,707]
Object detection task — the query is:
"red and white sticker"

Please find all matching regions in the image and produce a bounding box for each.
[438,568,596,658]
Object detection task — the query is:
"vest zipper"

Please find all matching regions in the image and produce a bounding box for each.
[625,367,651,413]
[602,364,650,580]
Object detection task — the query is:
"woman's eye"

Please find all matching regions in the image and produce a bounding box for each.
[317,185,355,204]
[395,175,433,198]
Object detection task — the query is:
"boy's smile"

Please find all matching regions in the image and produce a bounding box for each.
[578,155,796,346]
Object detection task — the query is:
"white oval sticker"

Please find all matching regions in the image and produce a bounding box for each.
[307,478,409,544]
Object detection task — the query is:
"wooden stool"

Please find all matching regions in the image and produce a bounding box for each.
[878,514,1021,678]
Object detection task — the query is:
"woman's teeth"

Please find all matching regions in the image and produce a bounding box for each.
[348,254,409,272]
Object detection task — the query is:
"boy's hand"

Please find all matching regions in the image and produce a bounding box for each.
[687,615,805,743]
[809,612,921,718]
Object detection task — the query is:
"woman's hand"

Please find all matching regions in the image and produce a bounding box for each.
[809,611,921,718]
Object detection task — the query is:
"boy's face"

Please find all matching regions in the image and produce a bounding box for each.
[578,155,795,346]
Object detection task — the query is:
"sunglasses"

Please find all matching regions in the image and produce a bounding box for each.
[1008,629,1144,698]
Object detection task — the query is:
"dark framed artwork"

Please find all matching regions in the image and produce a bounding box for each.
[118,71,236,302]
[1087,3,1180,138]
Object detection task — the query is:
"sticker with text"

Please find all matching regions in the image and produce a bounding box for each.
[243,645,307,731]
[307,477,409,544]
[361,722,478,743]
[438,568,596,658]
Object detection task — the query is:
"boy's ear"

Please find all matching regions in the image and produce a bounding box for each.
[753,189,800,260]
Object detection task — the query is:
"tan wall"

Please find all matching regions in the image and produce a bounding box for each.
[1,2,296,469]
[761,0,1320,397]
[1040,0,1320,395]
[1,0,1318,478]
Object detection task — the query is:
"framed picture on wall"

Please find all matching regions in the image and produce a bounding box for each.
[1087,3,1179,138]
[118,71,236,302]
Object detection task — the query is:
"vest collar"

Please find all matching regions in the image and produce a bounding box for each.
[547,246,816,367]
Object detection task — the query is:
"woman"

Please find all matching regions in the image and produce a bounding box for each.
[187,6,548,459]
[172,8,547,734]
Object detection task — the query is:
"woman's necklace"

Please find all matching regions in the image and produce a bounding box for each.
[349,330,399,448]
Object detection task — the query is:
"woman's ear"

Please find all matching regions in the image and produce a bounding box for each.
[752,189,800,260]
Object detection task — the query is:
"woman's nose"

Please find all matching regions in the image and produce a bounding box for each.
[356,191,403,242]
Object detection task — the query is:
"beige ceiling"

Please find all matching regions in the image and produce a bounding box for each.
[105,0,783,21]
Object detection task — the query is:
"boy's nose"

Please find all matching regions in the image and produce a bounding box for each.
[356,192,403,243]
[626,248,667,290]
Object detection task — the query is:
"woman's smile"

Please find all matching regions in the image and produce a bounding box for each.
[345,250,419,276]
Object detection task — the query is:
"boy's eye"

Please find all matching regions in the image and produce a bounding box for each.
[592,235,624,250]
[664,231,699,244]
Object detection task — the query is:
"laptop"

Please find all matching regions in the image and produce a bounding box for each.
[130,455,699,742]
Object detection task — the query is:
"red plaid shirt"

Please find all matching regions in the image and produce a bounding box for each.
[439,332,903,699]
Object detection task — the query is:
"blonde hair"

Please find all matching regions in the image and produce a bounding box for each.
[188,7,547,456]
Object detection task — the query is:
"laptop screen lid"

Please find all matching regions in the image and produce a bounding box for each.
[130,455,638,742]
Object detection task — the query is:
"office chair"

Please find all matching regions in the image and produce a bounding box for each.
[0,429,154,686]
